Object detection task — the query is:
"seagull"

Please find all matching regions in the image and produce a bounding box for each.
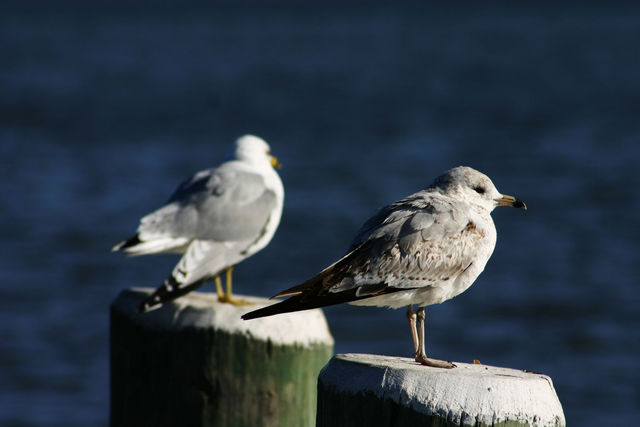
[242,166,525,368]
[112,135,284,313]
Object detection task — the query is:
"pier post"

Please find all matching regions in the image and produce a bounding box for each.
[110,288,334,427]
[317,353,565,427]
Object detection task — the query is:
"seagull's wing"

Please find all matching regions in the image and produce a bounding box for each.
[242,192,484,319]
[340,194,480,292]
[114,163,278,255]
[166,165,278,241]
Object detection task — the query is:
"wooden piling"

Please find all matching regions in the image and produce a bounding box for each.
[110,288,334,427]
[317,353,565,427]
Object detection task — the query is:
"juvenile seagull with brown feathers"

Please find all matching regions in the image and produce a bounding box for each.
[242,166,525,368]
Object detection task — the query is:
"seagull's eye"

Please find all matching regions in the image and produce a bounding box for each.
[474,186,486,194]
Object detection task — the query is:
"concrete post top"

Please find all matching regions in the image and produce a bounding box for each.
[320,353,565,427]
[113,288,334,348]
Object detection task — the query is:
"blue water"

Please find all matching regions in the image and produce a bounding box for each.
[2,3,639,425]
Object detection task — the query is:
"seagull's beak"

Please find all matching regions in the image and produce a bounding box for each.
[496,194,527,210]
[270,155,282,169]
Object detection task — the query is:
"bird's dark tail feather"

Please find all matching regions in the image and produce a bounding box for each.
[241,289,366,320]
[112,234,141,252]
[138,276,209,313]
[243,244,386,320]
[241,295,324,320]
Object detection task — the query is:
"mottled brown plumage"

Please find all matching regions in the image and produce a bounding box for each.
[243,166,526,368]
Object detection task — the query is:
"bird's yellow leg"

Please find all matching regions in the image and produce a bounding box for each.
[217,266,253,306]
[414,306,456,369]
[215,276,224,299]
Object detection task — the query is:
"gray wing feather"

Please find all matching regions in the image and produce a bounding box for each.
[138,164,277,242]
[330,192,482,294]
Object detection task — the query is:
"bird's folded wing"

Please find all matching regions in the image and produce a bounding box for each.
[138,166,277,243]
[330,198,483,294]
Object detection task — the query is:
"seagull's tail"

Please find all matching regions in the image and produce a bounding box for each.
[111,234,142,252]
[111,233,189,256]
[139,276,209,313]
[241,293,335,320]
[241,277,364,320]
[242,244,377,320]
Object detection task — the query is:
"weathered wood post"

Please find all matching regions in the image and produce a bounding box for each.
[110,288,334,427]
[317,353,565,427]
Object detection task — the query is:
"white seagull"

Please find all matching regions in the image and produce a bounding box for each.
[113,135,284,313]
[243,166,525,368]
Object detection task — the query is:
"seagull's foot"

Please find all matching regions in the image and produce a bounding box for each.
[415,354,456,369]
[217,294,253,306]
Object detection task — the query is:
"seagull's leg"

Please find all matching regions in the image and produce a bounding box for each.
[225,265,233,298]
[406,305,419,357]
[218,266,252,306]
[215,276,224,299]
[415,306,455,369]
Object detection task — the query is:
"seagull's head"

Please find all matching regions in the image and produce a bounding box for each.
[433,166,527,212]
[231,134,281,169]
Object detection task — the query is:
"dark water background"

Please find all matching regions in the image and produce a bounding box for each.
[2,2,639,425]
